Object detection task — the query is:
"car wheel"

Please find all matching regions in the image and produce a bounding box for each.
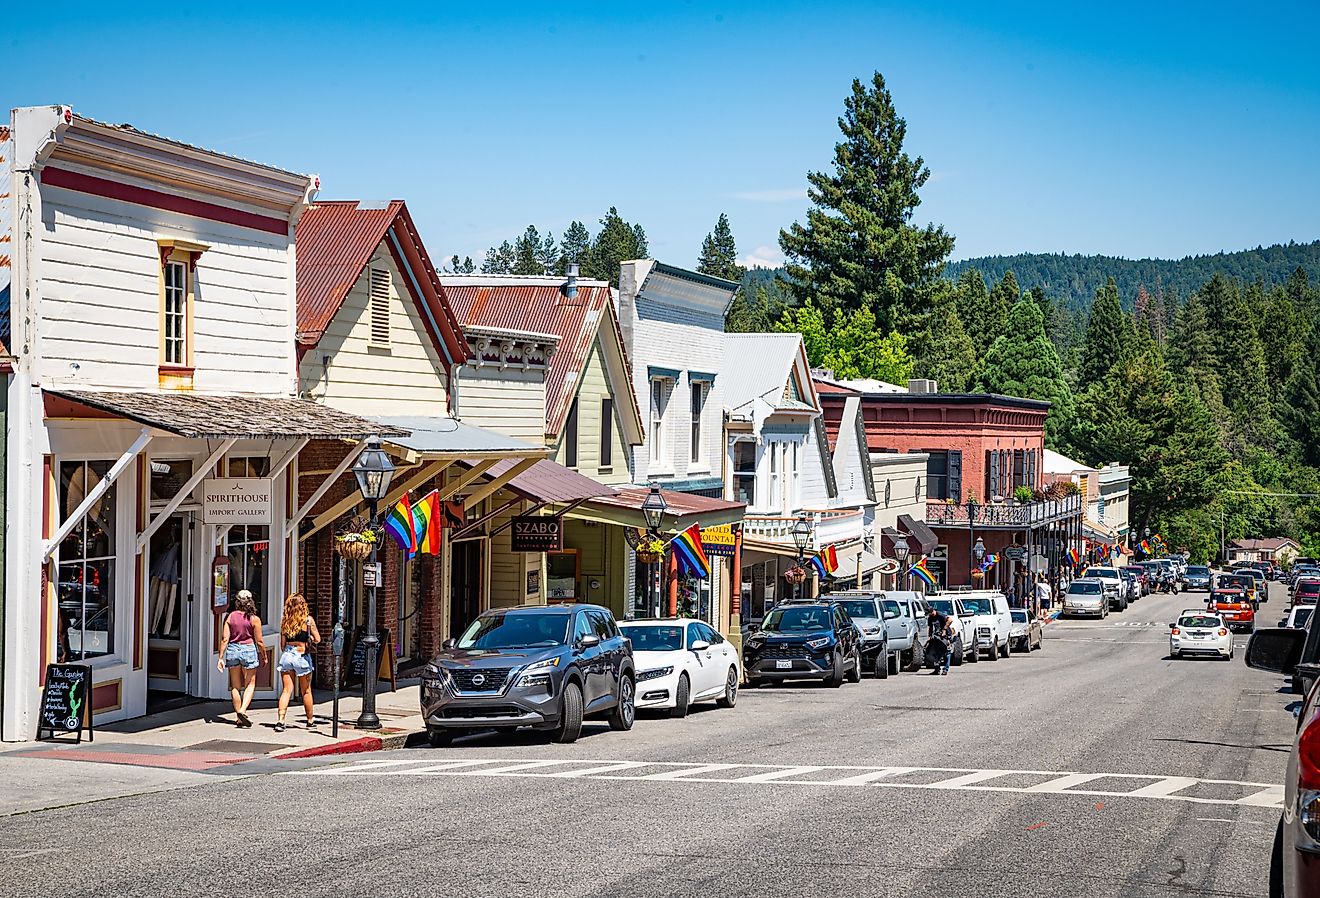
[426,727,452,748]
[717,666,739,708]
[1001,638,1011,658]
[905,643,921,672]
[964,639,977,664]
[828,651,845,688]
[671,674,691,718]
[888,651,900,675]
[608,676,636,731]
[845,647,862,684]
[1293,674,1303,694]
[554,681,585,743]
[987,639,999,662]
[874,650,889,680]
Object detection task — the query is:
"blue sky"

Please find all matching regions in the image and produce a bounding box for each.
[8,2,1319,269]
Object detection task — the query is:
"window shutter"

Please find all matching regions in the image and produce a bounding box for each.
[987,450,998,498]
[369,268,391,346]
[948,450,963,503]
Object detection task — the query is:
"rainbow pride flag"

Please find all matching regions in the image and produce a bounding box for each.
[1068,547,1082,566]
[670,524,710,579]
[909,557,937,588]
[383,491,417,557]
[411,490,443,555]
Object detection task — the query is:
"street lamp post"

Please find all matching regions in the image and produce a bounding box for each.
[352,437,395,731]
[792,515,813,601]
[642,481,667,617]
[893,535,911,591]
[965,496,981,586]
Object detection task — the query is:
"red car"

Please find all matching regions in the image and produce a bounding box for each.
[1297,579,1320,608]
[1211,591,1256,632]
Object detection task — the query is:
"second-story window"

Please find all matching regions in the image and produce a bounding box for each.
[564,398,579,469]
[733,441,756,505]
[162,259,189,367]
[690,381,707,466]
[600,398,613,470]
[926,450,949,500]
[650,378,670,464]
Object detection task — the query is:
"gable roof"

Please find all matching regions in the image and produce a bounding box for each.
[296,200,469,365]
[440,275,644,445]
[723,333,820,414]
[1228,537,1300,551]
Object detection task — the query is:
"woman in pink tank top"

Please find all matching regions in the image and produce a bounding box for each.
[217,590,268,727]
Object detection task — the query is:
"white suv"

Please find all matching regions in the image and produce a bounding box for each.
[1082,566,1127,611]
[948,590,1015,660]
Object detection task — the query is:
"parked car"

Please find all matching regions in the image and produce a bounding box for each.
[1063,578,1108,618]
[926,597,976,665]
[420,604,635,746]
[881,591,930,672]
[830,594,895,678]
[1294,579,1320,608]
[1210,591,1256,632]
[1083,566,1128,610]
[1238,566,1268,599]
[1218,572,1260,607]
[1120,568,1143,602]
[619,619,740,716]
[1122,565,1151,596]
[1242,627,1320,895]
[1283,605,1313,629]
[950,590,1015,660]
[1009,608,1043,653]
[743,602,863,688]
[1169,612,1233,660]
[1183,565,1212,591]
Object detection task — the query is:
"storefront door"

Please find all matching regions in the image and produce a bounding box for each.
[147,512,195,695]
[450,540,483,638]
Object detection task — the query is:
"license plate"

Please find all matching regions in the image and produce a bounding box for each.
[776,660,793,669]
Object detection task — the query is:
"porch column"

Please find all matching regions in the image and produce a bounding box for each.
[667,550,678,617]
[728,529,743,653]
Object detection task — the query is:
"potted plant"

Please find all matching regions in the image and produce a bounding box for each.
[1014,485,1035,505]
[635,536,667,565]
[783,565,808,585]
[334,519,378,561]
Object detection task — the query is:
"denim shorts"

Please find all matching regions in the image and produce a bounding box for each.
[277,647,314,677]
[223,643,260,670]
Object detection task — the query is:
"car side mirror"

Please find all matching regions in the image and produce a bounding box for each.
[579,634,600,649]
[690,640,710,651]
[442,638,457,650]
[1245,628,1306,674]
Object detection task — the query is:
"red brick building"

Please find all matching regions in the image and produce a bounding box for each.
[820,385,1082,593]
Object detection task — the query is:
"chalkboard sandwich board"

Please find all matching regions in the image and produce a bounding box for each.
[344,629,397,692]
[37,664,93,743]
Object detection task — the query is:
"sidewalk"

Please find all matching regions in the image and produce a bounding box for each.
[0,684,426,815]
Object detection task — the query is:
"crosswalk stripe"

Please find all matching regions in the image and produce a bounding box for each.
[446,760,565,776]
[827,767,916,785]
[1125,776,1201,798]
[542,761,650,778]
[732,765,825,783]
[636,763,741,780]
[1026,773,1105,792]
[1237,785,1286,807]
[927,770,1008,788]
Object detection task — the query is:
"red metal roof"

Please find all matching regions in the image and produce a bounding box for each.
[591,487,745,520]
[296,201,469,364]
[442,278,642,441]
[462,457,615,504]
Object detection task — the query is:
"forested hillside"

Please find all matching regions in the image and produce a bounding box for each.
[946,240,1320,310]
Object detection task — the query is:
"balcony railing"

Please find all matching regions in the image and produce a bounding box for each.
[742,508,865,551]
[925,493,1082,529]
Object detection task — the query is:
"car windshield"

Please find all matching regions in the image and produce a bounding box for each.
[620,625,684,651]
[1295,608,1314,627]
[1069,582,1101,594]
[1011,610,1028,623]
[928,599,955,616]
[837,600,877,620]
[1179,616,1221,628]
[962,598,992,614]
[456,612,568,650]
[762,607,832,632]
[1187,566,1210,576]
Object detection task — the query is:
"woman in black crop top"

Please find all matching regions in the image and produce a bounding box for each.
[275,593,320,732]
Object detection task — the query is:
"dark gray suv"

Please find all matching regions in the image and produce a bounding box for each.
[420,604,635,745]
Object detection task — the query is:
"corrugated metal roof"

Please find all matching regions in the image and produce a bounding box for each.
[464,457,616,504]
[373,416,539,456]
[441,277,642,441]
[723,333,819,413]
[296,201,469,364]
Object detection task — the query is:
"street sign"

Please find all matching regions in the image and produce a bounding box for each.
[1030,553,1048,573]
[362,562,381,587]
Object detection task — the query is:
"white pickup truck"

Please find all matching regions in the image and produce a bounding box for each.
[926,596,977,666]
[935,590,1014,660]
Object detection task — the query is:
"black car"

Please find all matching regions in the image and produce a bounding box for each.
[743,601,863,688]
[420,604,635,746]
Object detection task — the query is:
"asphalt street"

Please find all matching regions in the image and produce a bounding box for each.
[0,583,1298,898]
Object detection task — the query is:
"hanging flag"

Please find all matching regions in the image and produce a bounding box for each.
[909,557,937,588]
[980,553,999,572]
[808,555,827,578]
[411,490,443,555]
[813,545,839,575]
[383,491,418,557]
[1068,547,1082,566]
[669,523,710,579]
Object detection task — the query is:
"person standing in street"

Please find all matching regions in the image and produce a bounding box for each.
[926,608,955,676]
[216,590,266,727]
[1034,575,1051,615]
[275,593,321,733]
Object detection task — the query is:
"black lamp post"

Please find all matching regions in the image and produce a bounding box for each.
[352,437,395,730]
[642,481,667,617]
[893,535,911,591]
[792,515,813,601]
[965,496,981,586]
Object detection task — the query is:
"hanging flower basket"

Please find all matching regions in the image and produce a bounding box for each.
[783,565,808,585]
[971,569,986,581]
[335,529,377,561]
[635,537,666,565]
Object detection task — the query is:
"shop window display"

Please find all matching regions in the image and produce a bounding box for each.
[57,461,116,660]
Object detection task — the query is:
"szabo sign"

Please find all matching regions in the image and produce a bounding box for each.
[511,515,563,552]
[202,478,273,525]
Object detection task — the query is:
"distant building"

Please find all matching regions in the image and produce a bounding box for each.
[1227,538,1301,565]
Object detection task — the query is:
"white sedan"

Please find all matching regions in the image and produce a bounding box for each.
[1169,612,1233,660]
[619,619,741,717]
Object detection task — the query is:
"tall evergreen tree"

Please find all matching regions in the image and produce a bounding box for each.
[985,270,1020,346]
[954,269,995,353]
[1218,281,1269,417]
[481,240,515,274]
[697,213,745,282]
[725,285,783,334]
[778,71,954,331]
[976,299,1075,447]
[1080,278,1130,385]
[904,282,978,391]
[447,255,476,274]
[512,225,554,275]
[586,207,648,286]
[1282,313,1320,466]
[558,220,592,273]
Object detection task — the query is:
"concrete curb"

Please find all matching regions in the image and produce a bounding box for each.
[272,728,415,760]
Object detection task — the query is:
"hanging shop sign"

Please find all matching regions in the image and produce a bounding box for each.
[511,515,563,552]
[1004,546,1029,562]
[202,478,273,525]
[700,524,737,557]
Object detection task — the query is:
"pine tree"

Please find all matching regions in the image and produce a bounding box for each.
[954,270,995,353]
[697,213,745,282]
[558,220,592,273]
[725,285,784,333]
[1261,284,1306,403]
[985,270,1019,346]
[1282,312,1320,466]
[512,225,551,275]
[1080,278,1129,384]
[481,241,515,274]
[976,299,1075,447]
[904,282,978,391]
[448,255,475,274]
[1219,281,1269,417]
[586,207,648,286]
[778,72,954,331]
[1133,285,1167,344]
